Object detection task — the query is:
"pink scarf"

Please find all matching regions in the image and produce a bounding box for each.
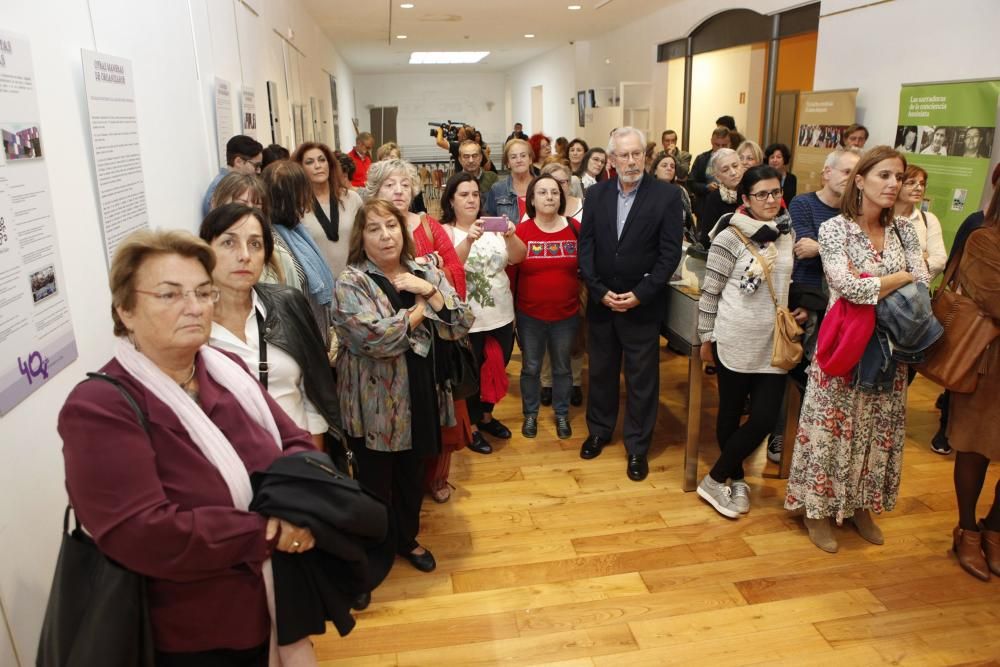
[115,338,316,666]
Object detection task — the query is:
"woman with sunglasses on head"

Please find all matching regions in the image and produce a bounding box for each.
[893,165,946,281]
[696,166,803,518]
[577,148,608,194]
[652,153,694,235]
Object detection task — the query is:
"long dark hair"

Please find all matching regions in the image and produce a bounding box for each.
[440,172,482,224]
[841,146,907,227]
[261,161,312,228]
[578,147,607,179]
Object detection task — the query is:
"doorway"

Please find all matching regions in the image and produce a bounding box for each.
[369,106,398,148]
[531,86,544,134]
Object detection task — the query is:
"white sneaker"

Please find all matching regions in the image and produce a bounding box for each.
[697,475,741,519]
[730,479,751,514]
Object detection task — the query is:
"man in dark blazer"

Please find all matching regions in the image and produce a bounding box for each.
[578,127,684,481]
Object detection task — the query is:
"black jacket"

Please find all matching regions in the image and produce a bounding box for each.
[249,451,394,645]
[578,173,684,324]
[254,283,342,440]
[688,149,714,199]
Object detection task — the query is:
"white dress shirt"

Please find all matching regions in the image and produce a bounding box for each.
[210,291,328,435]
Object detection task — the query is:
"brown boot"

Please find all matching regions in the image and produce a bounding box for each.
[850,509,884,545]
[978,521,1000,577]
[952,526,990,581]
[804,517,839,553]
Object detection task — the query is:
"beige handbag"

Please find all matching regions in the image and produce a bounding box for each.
[731,228,804,371]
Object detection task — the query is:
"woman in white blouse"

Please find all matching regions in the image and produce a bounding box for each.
[200,203,341,449]
[293,141,364,278]
[894,165,947,280]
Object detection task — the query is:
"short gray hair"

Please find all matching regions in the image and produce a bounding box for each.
[709,147,738,171]
[823,146,862,170]
[607,126,647,155]
[361,158,422,202]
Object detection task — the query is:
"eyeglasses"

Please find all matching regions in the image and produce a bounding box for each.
[903,180,926,189]
[614,150,645,162]
[747,188,783,202]
[134,287,221,306]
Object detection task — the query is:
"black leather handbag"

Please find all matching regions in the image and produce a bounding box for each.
[446,335,480,400]
[37,373,155,667]
[36,507,155,667]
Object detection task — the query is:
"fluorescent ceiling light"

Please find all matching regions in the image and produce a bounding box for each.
[409,51,489,64]
[400,3,415,7]
[568,4,582,8]
[396,35,407,39]
[524,34,535,38]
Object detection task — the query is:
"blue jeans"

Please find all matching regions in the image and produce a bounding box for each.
[517,312,579,417]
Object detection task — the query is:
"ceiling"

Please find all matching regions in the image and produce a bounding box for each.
[300,0,679,73]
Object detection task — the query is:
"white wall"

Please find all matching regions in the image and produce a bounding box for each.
[813,0,1000,147]
[506,44,578,142]
[353,72,506,160]
[0,0,354,662]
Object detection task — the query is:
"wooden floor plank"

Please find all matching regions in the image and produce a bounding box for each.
[311,349,1000,664]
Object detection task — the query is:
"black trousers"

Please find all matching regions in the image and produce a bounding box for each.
[156,644,267,667]
[709,351,786,482]
[350,439,426,554]
[585,315,661,456]
[467,321,515,424]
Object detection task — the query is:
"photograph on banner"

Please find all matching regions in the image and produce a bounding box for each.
[898,80,1000,249]
[0,31,79,416]
[792,89,857,194]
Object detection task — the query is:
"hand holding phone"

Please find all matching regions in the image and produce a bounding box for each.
[482,216,508,233]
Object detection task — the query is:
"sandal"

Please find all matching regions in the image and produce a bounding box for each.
[431,480,454,504]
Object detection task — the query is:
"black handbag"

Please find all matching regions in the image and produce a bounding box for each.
[37,373,155,667]
[445,335,480,400]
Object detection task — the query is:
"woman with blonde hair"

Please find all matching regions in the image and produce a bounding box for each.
[486,138,535,223]
[376,142,401,161]
[736,140,763,170]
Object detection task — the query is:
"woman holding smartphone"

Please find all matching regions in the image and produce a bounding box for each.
[440,172,526,453]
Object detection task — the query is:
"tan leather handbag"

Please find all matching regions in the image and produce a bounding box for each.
[917,229,1000,393]
[731,228,804,371]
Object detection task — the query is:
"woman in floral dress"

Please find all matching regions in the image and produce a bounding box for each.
[439,172,527,453]
[784,146,928,553]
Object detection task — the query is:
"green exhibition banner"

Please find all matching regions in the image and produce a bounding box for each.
[896,80,1000,250]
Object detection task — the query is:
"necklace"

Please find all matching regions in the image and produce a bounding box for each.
[179,364,198,402]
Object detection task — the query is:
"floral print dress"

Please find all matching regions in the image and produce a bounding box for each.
[784,215,928,522]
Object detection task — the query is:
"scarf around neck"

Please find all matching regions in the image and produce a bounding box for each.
[311,191,340,243]
[273,222,336,305]
[719,183,738,204]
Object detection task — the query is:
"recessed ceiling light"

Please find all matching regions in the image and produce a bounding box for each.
[409,51,489,64]
[396,35,407,39]
[400,3,415,8]
[524,34,535,38]
[568,4,582,9]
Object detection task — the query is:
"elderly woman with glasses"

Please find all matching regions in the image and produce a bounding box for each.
[59,229,319,663]
[893,165,946,280]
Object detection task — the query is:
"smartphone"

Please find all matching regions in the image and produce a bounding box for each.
[482,217,508,233]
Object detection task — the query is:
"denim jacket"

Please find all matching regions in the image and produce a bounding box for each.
[484,175,521,222]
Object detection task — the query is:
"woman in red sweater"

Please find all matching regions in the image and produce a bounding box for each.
[512,174,581,440]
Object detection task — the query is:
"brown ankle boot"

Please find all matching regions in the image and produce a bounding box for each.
[977,521,1000,577]
[952,526,990,581]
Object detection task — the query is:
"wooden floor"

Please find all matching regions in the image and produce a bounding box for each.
[315,345,1000,666]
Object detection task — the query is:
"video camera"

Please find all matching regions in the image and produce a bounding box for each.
[429,121,469,142]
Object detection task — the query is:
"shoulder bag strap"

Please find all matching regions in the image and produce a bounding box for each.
[255,308,268,389]
[85,372,148,431]
[729,227,779,308]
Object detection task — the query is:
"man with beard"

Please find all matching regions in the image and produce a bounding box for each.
[577,127,684,481]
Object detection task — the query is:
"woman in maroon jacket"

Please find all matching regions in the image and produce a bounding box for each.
[58,229,316,665]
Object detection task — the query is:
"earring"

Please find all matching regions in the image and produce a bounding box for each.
[856,189,863,208]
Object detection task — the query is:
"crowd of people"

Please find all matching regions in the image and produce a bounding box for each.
[56,118,1000,662]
